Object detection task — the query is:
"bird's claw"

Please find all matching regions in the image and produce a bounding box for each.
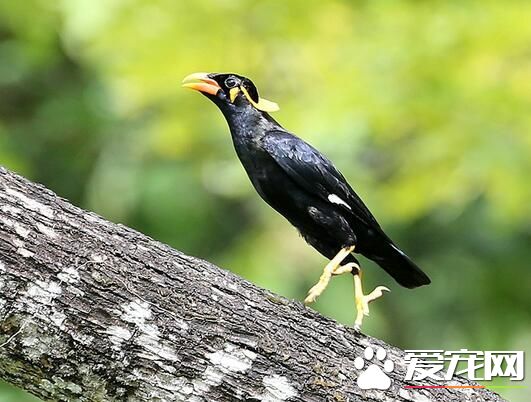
[366,286,390,302]
[305,261,358,305]
[354,286,390,329]
[304,283,324,305]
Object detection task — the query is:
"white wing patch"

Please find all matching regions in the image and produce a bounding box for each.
[328,194,351,210]
[391,244,406,256]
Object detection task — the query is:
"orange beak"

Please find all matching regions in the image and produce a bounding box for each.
[182,72,221,96]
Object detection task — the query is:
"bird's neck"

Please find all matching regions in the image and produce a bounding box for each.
[222,107,281,142]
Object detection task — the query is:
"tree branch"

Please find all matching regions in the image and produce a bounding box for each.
[0,166,505,402]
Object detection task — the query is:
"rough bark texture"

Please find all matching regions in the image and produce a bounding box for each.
[0,166,505,402]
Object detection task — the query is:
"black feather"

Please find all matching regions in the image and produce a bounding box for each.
[199,73,431,289]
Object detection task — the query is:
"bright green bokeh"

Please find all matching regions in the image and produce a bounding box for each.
[0,1,529,400]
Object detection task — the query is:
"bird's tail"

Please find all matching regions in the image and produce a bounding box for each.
[368,242,431,289]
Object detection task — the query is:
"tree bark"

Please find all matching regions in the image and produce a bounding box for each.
[0,166,505,402]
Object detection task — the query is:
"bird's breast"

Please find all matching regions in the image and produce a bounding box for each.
[233,141,293,207]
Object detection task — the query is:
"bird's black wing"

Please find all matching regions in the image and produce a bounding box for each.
[262,130,381,229]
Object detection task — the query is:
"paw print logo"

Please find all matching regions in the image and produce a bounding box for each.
[354,346,394,390]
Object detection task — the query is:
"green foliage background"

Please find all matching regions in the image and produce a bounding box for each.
[0,1,529,400]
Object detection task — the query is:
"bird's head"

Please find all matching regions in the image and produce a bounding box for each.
[182,72,279,114]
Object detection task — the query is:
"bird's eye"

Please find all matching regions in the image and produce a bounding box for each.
[225,77,238,88]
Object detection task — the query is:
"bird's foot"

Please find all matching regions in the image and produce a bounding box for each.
[332,262,358,276]
[304,276,329,305]
[304,248,356,305]
[353,281,390,331]
[304,269,338,304]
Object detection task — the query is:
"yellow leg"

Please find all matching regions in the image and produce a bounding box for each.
[304,246,356,304]
[353,270,390,331]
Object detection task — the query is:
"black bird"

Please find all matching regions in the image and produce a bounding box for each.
[183,72,430,329]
